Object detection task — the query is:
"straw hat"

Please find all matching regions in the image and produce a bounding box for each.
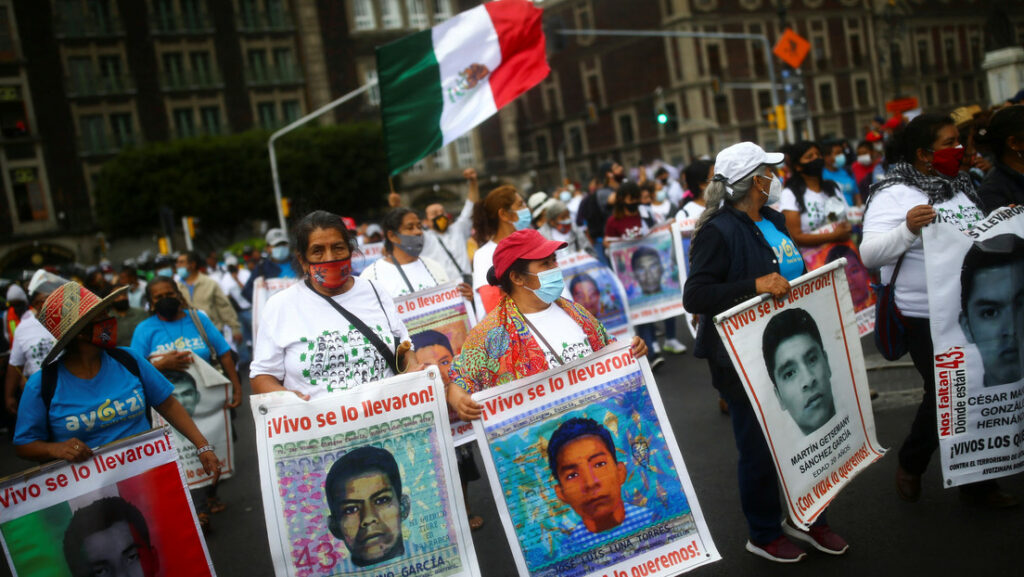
[40,281,127,365]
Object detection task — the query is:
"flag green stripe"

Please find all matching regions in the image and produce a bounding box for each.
[376,29,444,176]
[2,503,74,577]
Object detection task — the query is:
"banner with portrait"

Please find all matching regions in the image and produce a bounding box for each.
[252,277,301,338]
[713,261,885,529]
[672,220,699,339]
[471,341,720,577]
[608,226,685,325]
[251,369,480,577]
[0,429,214,577]
[353,242,385,276]
[152,352,234,489]
[557,251,632,340]
[923,206,1024,487]
[798,222,876,336]
[395,281,478,447]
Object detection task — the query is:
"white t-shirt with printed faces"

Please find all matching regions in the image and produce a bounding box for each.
[250,278,411,400]
[361,257,445,298]
[779,187,850,233]
[522,304,593,367]
[9,313,56,377]
[863,183,985,318]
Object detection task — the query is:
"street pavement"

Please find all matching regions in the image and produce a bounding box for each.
[1,325,1021,576]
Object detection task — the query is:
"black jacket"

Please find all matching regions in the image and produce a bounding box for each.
[978,161,1024,215]
[683,205,805,377]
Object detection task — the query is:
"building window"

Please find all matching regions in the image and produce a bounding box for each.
[273,47,296,81]
[617,113,635,145]
[951,80,961,103]
[849,33,863,67]
[818,81,834,112]
[0,6,15,63]
[257,102,276,129]
[433,144,451,170]
[969,35,981,65]
[110,113,133,147]
[380,0,402,29]
[917,38,930,73]
[855,78,869,107]
[200,106,220,134]
[433,0,452,23]
[406,0,427,29]
[713,94,729,126]
[0,87,28,137]
[663,102,679,133]
[943,36,956,71]
[535,134,549,163]
[706,44,722,76]
[80,114,107,154]
[191,51,214,86]
[364,68,379,106]
[925,84,935,107]
[573,1,593,45]
[164,52,185,87]
[11,167,47,223]
[173,107,195,138]
[282,99,300,124]
[352,0,375,30]
[567,125,584,157]
[455,135,474,167]
[248,49,267,83]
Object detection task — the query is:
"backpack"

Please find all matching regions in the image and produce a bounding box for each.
[40,348,152,431]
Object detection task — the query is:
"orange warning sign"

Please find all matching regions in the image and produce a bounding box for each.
[773,28,810,69]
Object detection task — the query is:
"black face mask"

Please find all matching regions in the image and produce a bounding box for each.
[154,297,180,319]
[625,202,640,213]
[800,158,825,179]
[112,299,130,312]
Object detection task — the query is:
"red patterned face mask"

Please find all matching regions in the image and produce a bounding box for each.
[308,258,352,289]
[931,145,964,178]
[90,317,118,349]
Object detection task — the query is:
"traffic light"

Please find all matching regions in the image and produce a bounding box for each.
[656,110,669,125]
[281,197,291,218]
[158,237,170,255]
[184,216,196,239]
[774,104,787,131]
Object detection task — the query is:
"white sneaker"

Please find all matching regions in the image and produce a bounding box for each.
[651,341,661,354]
[663,339,688,354]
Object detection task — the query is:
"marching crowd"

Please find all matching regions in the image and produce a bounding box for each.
[0,92,1023,568]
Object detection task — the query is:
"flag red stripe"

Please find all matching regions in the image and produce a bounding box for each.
[484,0,549,109]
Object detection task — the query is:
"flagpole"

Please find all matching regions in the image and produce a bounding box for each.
[269,80,379,234]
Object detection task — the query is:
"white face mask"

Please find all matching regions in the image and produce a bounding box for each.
[758,174,782,205]
[857,154,872,166]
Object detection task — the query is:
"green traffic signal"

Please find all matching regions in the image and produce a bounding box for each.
[657,112,669,124]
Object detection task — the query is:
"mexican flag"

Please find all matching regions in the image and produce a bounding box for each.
[376,0,548,175]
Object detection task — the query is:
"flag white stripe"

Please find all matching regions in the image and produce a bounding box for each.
[433,5,502,145]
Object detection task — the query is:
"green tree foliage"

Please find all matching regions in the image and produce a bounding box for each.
[93,123,391,238]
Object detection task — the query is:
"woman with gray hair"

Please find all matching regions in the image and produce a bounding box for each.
[537,199,592,254]
[684,142,848,562]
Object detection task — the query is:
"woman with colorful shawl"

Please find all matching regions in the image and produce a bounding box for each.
[447,229,647,420]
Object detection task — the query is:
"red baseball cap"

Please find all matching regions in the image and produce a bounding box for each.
[492,229,566,279]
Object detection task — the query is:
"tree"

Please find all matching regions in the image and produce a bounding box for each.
[93,123,391,240]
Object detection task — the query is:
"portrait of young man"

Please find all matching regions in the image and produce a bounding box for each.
[630,246,665,296]
[324,446,410,567]
[547,417,653,547]
[762,307,837,436]
[412,330,455,386]
[63,497,159,577]
[958,236,1024,388]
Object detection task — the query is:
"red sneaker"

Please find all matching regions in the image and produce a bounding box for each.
[745,536,806,563]
[782,519,849,555]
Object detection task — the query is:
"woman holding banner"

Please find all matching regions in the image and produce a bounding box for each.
[447,229,647,418]
[250,210,418,401]
[13,282,220,476]
[684,142,848,563]
[471,186,530,315]
[860,114,1013,508]
[361,207,473,300]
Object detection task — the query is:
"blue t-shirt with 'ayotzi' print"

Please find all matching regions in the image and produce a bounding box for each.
[755,219,804,281]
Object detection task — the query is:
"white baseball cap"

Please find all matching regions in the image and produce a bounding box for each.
[265,228,289,247]
[714,142,784,187]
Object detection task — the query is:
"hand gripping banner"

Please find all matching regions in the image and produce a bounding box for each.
[251,369,480,577]
[0,428,214,577]
[923,206,1024,486]
[472,341,719,577]
[714,261,885,528]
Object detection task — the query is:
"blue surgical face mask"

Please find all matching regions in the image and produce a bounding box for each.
[156,267,173,278]
[527,267,564,304]
[655,189,667,202]
[559,190,572,203]
[271,245,290,262]
[176,266,189,279]
[514,207,532,231]
[833,155,847,169]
